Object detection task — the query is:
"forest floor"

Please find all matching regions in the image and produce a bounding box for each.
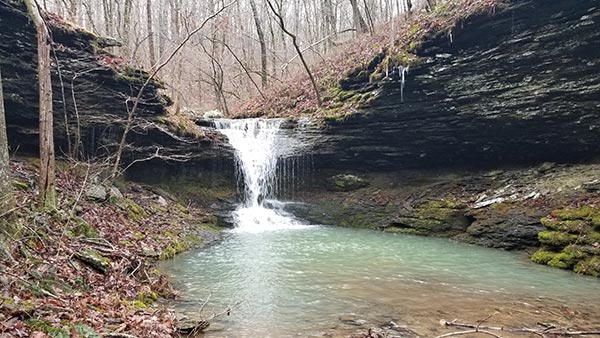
[0,159,221,338]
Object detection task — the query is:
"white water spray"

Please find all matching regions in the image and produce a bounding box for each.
[215,119,311,233]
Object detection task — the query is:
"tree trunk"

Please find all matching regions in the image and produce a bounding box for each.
[122,0,133,47]
[249,0,268,89]
[25,0,56,209]
[362,0,375,33]
[425,0,436,12]
[0,67,13,213]
[349,0,369,34]
[322,0,337,52]
[405,0,413,15]
[146,0,157,70]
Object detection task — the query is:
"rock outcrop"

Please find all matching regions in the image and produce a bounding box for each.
[305,0,600,171]
[291,163,600,253]
[0,0,226,163]
[532,205,600,276]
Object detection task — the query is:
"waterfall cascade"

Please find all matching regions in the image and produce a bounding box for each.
[215,119,311,233]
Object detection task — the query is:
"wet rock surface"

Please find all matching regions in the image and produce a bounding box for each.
[294,163,600,252]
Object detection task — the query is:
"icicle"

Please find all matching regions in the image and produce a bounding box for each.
[398,65,410,103]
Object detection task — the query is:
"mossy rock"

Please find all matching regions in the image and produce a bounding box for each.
[554,206,596,221]
[335,89,360,102]
[413,200,469,230]
[538,231,579,248]
[540,218,588,234]
[73,323,100,338]
[532,245,589,271]
[124,299,148,309]
[390,217,463,235]
[159,240,188,260]
[574,257,600,277]
[369,70,384,82]
[68,217,98,238]
[136,290,159,306]
[531,249,558,265]
[121,198,149,222]
[27,319,70,337]
[548,251,580,270]
[383,225,432,236]
[74,249,110,273]
[326,174,369,192]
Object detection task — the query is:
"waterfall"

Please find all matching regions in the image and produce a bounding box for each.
[215,118,311,233]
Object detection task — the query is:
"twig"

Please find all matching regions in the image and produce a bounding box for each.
[77,237,116,250]
[477,313,497,330]
[4,271,60,300]
[435,329,504,338]
[0,205,25,218]
[103,334,139,338]
[443,320,543,335]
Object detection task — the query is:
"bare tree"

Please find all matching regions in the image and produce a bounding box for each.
[266,0,322,107]
[349,0,369,33]
[0,66,13,213]
[43,0,428,114]
[249,0,268,89]
[25,0,56,209]
[146,0,157,70]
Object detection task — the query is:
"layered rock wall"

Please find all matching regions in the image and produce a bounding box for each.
[308,0,600,171]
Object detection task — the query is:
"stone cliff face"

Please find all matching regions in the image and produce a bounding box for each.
[0,0,225,163]
[307,0,600,171]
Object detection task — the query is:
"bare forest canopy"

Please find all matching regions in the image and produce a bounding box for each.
[40,0,435,115]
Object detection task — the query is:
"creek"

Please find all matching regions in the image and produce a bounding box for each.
[159,119,600,337]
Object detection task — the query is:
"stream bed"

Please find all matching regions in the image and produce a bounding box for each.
[159,226,600,337]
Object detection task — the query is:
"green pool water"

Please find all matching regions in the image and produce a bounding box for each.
[159,226,600,337]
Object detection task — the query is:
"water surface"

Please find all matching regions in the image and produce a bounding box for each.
[160,226,600,337]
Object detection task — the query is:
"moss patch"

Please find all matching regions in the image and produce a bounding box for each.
[531,250,557,265]
[532,205,600,276]
[121,198,149,222]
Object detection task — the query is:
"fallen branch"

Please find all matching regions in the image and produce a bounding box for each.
[441,320,600,337]
[0,205,25,218]
[103,333,139,338]
[436,329,504,338]
[442,320,542,335]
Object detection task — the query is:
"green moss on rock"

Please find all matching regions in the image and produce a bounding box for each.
[548,251,580,270]
[534,205,600,276]
[531,249,557,265]
[538,231,579,247]
[555,206,596,221]
[68,217,98,238]
[121,199,149,222]
[574,257,600,277]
